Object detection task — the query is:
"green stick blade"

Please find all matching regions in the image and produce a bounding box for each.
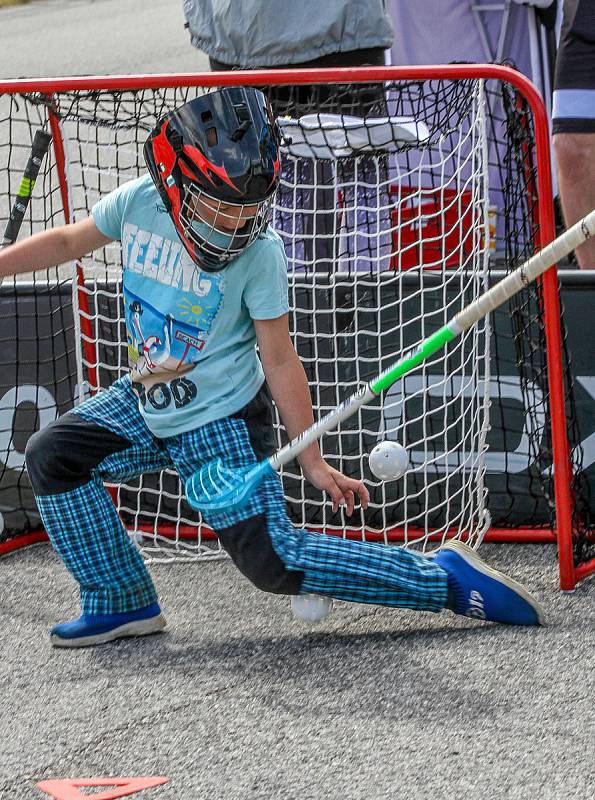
[370,324,458,395]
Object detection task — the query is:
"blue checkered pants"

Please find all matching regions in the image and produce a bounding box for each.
[32,377,448,615]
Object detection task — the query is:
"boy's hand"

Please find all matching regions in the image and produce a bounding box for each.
[301,460,370,516]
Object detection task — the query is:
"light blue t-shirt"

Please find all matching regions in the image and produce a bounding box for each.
[92,175,288,438]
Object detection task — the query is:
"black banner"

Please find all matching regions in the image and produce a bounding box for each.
[1,272,593,535]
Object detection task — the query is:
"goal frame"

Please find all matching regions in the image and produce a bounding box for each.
[0,63,592,591]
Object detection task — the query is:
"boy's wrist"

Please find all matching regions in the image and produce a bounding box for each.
[297,444,325,472]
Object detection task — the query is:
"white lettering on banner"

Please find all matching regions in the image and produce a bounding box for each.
[567,377,595,472]
[73,381,92,407]
[530,377,595,478]
[381,375,545,473]
[575,378,595,470]
[0,385,57,470]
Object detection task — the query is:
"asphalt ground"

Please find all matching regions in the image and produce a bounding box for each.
[1,542,593,800]
[0,0,208,79]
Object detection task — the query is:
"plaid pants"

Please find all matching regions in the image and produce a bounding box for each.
[31,377,448,615]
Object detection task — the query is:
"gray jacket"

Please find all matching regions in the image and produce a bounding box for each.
[183,0,394,67]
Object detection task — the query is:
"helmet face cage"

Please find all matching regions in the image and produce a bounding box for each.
[179,183,274,270]
[144,88,281,272]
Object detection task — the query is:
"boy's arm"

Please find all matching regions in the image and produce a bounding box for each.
[0,217,113,280]
[255,314,369,515]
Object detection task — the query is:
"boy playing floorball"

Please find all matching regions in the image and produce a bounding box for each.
[0,87,544,646]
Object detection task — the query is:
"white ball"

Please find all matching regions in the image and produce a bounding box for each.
[369,440,409,481]
[291,594,333,624]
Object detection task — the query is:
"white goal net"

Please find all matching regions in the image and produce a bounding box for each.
[40,79,492,561]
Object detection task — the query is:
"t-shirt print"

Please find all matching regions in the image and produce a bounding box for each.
[124,280,223,384]
[121,222,224,409]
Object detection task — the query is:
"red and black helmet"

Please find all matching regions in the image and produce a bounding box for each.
[144,87,281,272]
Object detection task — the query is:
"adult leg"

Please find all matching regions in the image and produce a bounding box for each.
[552,0,595,268]
[26,377,172,618]
[553,133,595,267]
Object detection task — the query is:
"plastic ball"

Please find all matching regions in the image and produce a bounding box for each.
[369,440,409,481]
[291,593,333,624]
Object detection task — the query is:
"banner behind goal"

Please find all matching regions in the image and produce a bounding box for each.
[0,66,592,589]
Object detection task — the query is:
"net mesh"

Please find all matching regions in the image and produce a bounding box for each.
[0,73,592,569]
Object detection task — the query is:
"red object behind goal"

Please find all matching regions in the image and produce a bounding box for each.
[390,186,475,270]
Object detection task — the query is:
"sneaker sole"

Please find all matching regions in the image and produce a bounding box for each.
[438,540,546,625]
[50,614,167,648]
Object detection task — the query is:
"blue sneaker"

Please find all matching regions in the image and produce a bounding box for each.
[50,602,167,648]
[432,541,545,626]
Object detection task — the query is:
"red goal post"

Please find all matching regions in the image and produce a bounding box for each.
[0,64,593,590]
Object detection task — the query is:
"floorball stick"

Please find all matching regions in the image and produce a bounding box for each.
[2,129,52,247]
[186,208,595,514]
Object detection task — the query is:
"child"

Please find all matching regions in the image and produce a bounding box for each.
[0,87,544,646]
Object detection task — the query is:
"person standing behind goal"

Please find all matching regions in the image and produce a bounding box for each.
[553,0,595,268]
[1,87,544,647]
[183,0,393,113]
